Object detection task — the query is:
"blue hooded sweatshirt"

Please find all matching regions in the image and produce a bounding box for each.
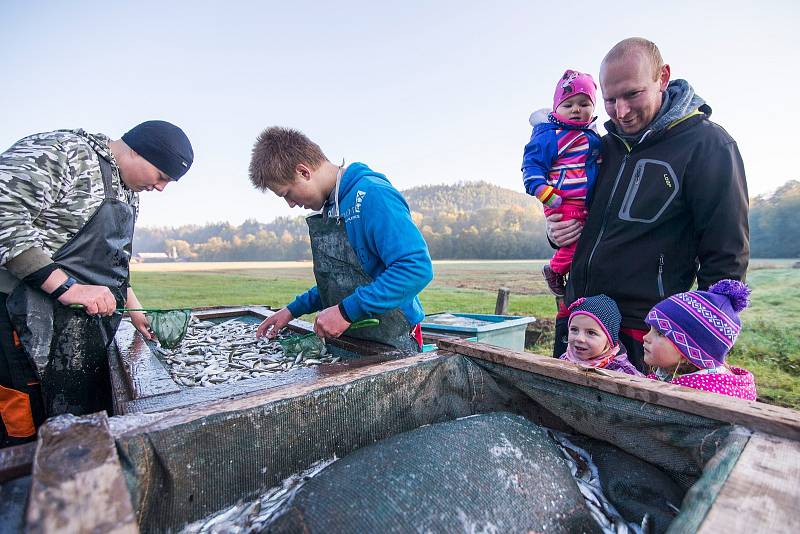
[286,162,433,325]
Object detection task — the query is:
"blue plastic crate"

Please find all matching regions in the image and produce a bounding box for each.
[421,313,536,352]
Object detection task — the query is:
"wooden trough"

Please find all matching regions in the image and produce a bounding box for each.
[109,306,406,415]
[2,337,799,533]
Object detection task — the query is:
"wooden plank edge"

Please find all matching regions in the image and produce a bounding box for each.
[108,338,134,415]
[0,441,36,482]
[26,412,138,534]
[437,338,800,441]
[697,432,800,532]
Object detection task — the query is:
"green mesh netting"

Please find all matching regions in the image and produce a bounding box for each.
[267,412,601,533]
[278,334,327,358]
[147,310,191,349]
[114,354,750,533]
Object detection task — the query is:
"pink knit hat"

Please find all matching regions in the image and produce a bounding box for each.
[553,70,597,110]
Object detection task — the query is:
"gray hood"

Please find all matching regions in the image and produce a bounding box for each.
[607,79,708,144]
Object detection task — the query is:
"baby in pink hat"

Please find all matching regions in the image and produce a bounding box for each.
[521,70,602,297]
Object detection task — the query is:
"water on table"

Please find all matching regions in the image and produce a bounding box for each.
[153,317,339,388]
[424,313,493,328]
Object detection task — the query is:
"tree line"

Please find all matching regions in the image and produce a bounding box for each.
[134,180,800,261]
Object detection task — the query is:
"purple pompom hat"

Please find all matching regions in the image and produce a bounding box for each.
[645,280,751,369]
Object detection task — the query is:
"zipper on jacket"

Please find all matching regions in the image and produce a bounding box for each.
[555,169,567,189]
[584,151,629,296]
[657,253,665,298]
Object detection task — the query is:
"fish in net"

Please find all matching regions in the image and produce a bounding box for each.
[146,309,191,349]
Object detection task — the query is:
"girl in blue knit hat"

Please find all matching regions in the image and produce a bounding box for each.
[643,280,757,401]
[560,294,642,376]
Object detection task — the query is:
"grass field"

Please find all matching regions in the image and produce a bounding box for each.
[131,259,800,409]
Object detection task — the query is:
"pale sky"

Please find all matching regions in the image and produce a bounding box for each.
[2,0,796,227]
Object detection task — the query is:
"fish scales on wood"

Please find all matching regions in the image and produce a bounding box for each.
[157,318,334,388]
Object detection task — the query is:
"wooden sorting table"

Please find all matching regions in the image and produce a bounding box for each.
[5,336,800,532]
[108,305,406,415]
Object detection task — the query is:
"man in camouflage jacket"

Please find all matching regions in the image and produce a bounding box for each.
[0,121,193,446]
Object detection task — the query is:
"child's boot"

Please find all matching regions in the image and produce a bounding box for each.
[542,264,566,297]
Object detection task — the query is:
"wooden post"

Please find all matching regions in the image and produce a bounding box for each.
[495,287,510,316]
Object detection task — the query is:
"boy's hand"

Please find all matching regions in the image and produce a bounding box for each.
[314,305,351,339]
[256,307,293,339]
[546,213,583,247]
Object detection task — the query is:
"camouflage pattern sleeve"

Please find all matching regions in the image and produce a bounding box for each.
[0,133,71,270]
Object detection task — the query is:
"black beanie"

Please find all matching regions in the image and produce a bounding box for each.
[121,120,194,180]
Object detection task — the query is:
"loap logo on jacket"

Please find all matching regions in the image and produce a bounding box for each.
[355,190,366,213]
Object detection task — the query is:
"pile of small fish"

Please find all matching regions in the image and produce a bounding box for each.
[154,318,340,388]
[550,431,648,534]
[180,457,337,533]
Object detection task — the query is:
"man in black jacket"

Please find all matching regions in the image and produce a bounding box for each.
[548,38,749,371]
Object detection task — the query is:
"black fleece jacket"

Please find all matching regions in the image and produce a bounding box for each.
[565,106,750,329]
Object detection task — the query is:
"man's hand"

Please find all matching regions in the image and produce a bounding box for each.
[314,305,350,339]
[40,268,116,316]
[256,307,293,339]
[58,284,117,316]
[129,311,155,340]
[546,213,584,247]
[124,287,154,339]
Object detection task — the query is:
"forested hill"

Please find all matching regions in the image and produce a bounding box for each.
[133,181,549,261]
[133,180,800,261]
[749,180,800,258]
[403,181,537,216]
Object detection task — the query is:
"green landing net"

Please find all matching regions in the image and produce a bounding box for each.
[147,309,192,349]
[278,318,380,357]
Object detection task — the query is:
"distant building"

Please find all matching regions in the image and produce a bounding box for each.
[132,252,172,263]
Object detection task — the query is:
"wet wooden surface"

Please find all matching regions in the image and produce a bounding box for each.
[108,336,135,415]
[699,432,800,532]
[115,322,181,400]
[437,338,800,441]
[26,412,138,534]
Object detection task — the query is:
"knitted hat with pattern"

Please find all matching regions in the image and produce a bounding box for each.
[568,294,621,347]
[645,280,751,369]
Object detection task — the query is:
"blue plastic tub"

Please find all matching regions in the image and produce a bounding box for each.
[421,313,536,352]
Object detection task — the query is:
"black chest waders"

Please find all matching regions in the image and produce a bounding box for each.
[5,154,135,421]
[307,173,420,354]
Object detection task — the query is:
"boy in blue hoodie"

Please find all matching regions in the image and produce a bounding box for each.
[249,127,433,352]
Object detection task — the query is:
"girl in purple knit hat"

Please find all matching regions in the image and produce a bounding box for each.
[560,294,642,376]
[643,280,757,401]
[521,69,602,296]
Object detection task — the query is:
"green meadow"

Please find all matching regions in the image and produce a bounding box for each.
[131,259,800,410]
